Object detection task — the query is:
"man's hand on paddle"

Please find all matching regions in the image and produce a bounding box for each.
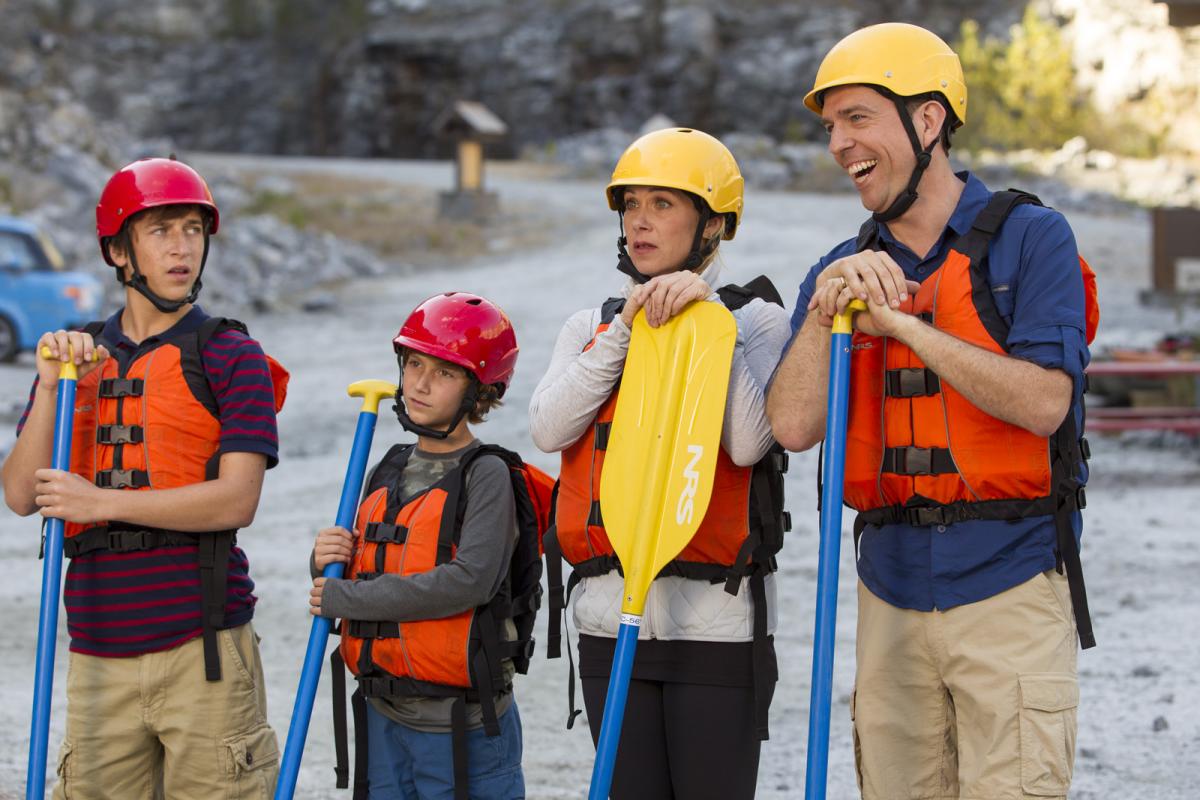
[622,272,712,329]
[36,329,109,390]
[808,251,920,338]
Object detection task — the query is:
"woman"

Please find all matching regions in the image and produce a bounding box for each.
[529,127,791,799]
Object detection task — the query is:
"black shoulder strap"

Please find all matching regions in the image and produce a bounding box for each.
[599,297,625,326]
[957,189,1042,351]
[179,317,250,419]
[955,189,1041,266]
[717,275,784,310]
[364,443,416,501]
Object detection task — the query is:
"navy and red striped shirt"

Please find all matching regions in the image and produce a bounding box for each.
[17,306,280,657]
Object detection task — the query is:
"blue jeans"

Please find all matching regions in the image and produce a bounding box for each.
[365,700,525,800]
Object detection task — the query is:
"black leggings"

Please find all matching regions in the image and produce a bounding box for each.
[581,676,762,800]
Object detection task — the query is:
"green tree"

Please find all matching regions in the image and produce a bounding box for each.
[955,5,1087,152]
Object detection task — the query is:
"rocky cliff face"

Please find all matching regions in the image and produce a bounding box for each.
[14,0,1045,157]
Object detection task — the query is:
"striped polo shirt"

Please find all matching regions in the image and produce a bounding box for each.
[17,306,280,657]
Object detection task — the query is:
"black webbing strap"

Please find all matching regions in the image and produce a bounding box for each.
[544,525,565,659]
[587,500,604,528]
[63,526,201,558]
[595,421,611,452]
[97,377,143,398]
[197,531,234,681]
[563,571,583,730]
[856,495,1057,529]
[96,424,144,445]
[348,620,401,639]
[450,697,469,800]
[95,468,151,489]
[881,447,958,476]
[363,522,408,544]
[885,368,941,398]
[724,534,756,597]
[351,688,370,800]
[473,613,503,737]
[749,569,775,741]
[1050,421,1096,649]
[331,650,350,789]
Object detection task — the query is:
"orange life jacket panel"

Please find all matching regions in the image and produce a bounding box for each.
[551,289,790,588]
[62,316,288,680]
[338,443,553,693]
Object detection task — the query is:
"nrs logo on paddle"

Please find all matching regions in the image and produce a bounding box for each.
[676,445,704,525]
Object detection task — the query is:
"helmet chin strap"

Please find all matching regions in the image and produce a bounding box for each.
[615,204,714,283]
[121,236,210,313]
[393,375,480,440]
[872,93,939,224]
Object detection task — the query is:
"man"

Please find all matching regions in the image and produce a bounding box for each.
[767,23,1095,800]
[2,157,286,798]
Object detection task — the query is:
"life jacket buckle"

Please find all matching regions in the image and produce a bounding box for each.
[97,424,144,445]
[96,468,150,489]
[108,529,155,551]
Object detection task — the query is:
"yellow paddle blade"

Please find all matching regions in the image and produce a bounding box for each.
[599,301,737,615]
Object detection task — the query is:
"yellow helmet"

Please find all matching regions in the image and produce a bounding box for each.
[803,22,967,127]
[606,127,744,240]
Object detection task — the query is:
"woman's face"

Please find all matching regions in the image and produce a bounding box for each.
[619,186,709,277]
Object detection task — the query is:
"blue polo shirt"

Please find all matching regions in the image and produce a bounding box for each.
[788,172,1090,611]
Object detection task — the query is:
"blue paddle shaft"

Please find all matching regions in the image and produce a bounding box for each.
[588,618,641,800]
[275,408,382,800]
[805,329,854,800]
[27,375,77,800]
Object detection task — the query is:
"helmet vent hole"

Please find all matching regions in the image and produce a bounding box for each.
[466,298,482,305]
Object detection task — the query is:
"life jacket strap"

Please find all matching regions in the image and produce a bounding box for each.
[97,377,144,398]
[96,424,144,445]
[587,500,604,528]
[347,620,401,639]
[884,368,941,398]
[330,649,351,791]
[881,446,958,476]
[363,522,408,544]
[95,468,151,489]
[63,526,213,557]
[856,496,1057,529]
[197,531,234,682]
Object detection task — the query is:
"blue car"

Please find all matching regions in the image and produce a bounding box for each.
[0,216,104,362]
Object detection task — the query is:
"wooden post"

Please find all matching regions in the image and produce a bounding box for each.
[457,140,484,191]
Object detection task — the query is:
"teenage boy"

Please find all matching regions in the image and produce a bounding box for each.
[311,292,548,800]
[2,157,285,798]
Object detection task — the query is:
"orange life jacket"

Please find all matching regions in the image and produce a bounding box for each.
[331,442,554,796]
[542,279,790,740]
[549,283,790,591]
[64,316,289,679]
[844,189,1098,648]
[339,442,553,697]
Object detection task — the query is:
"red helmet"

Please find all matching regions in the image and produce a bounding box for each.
[393,293,519,391]
[96,157,219,266]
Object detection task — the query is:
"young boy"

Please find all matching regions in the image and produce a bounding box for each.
[1,157,285,798]
[311,292,546,800]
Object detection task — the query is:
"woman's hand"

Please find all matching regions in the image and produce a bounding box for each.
[621,271,712,328]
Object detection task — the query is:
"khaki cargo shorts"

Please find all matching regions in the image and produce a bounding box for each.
[52,623,279,799]
[852,572,1079,800]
